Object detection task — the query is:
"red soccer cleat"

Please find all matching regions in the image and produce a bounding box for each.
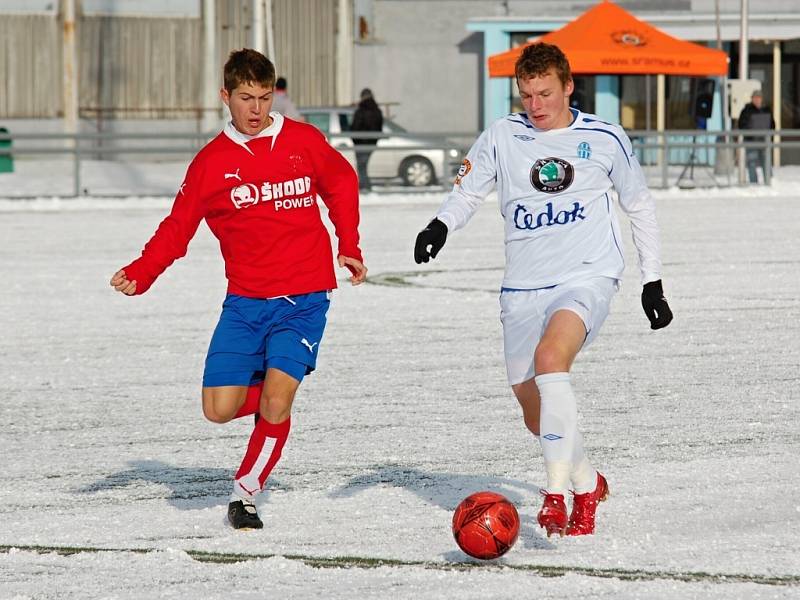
[566,472,609,536]
[537,492,568,537]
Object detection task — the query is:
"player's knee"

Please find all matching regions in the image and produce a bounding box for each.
[258,393,292,424]
[258,407,291,424]
[201,394,235,424]
[534,344,568,374]
[203,404,232,424]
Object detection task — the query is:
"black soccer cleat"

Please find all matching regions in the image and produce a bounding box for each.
[228,499,263,530]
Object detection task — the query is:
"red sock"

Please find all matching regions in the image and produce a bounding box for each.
[233,382,263,419]
[233,417,291,497]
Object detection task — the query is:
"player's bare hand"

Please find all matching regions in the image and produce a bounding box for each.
[338,255,367,286]
[110,269,137,295]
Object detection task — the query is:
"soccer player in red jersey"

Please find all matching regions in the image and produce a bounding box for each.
[110,49,366,529]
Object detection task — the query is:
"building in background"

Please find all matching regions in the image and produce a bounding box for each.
[1,0,798,160]
[0,0,345,134]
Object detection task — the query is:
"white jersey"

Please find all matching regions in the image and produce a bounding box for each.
[435,109,662,289]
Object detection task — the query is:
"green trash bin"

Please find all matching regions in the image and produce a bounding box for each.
[0,127,13,173]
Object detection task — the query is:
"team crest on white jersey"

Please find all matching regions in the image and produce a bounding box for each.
[230,184,259,208]
[530,158,574,193]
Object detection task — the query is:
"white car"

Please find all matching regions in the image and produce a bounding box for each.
[299,107,461,187]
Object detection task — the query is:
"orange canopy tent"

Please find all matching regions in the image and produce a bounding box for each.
[488,0,728,78]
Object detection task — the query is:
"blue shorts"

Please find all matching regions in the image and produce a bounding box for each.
[203,291,330,387]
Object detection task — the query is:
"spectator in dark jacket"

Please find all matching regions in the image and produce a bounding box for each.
[738,90,775,183]
[351,88,383,190]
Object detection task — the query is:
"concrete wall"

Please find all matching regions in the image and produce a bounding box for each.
[352,1,508,133]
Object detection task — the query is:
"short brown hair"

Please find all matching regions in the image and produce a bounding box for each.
[515,42,572,86]
[223,49,276,93]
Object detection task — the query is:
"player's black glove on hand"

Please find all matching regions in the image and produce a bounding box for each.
[641,280,673,330]
[414,218,448,264]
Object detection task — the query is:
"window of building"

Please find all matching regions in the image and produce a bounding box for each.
[620,75,655,130]
[781,39,800,129]
[570,77,595,114]
[665,76,694,129]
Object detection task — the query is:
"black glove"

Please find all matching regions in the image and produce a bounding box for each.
[641,280,673,330]
[414,218,448,264]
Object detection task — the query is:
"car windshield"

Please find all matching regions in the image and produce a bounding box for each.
[303,112,331,133]
[384,119,406,133]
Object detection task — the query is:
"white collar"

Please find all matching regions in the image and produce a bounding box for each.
[223,112,285,154]
[525,108,580,136]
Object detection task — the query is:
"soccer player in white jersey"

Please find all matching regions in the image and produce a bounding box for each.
[414,43,673,537]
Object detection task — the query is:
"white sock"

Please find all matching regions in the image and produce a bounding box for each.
[570,430,597,494]
[535,372,577,496]
[230,491,256,505]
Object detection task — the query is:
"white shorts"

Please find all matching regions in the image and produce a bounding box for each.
[499,277,618,385]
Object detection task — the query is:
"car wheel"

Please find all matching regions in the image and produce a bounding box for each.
[400,156,435,187]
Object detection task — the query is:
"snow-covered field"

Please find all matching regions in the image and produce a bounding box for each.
[1,169,799,598]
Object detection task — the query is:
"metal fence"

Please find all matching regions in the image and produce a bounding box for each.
[0,128,798,198]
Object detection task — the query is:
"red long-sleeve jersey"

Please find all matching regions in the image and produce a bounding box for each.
[123,114,362,298]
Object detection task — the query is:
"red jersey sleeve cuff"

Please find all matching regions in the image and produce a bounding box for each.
[337,245,363,263]
[122,260,155,295]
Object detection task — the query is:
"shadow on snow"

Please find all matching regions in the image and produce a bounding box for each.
[328,464,555,551]
[72,459,284,509]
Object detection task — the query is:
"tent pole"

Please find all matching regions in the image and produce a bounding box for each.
[773,41,781,168]
[657,74,665,181]
[738,0,749,183]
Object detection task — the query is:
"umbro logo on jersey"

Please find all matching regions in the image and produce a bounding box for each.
[530,157,574,193]
[224,168,242,181]
[513,134,536,141]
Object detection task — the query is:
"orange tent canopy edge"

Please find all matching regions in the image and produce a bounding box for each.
[488,0,729,77]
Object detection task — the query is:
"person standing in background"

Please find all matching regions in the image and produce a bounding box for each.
[351,88,383,191]
[738,90,775,183]
[272,77,304,121]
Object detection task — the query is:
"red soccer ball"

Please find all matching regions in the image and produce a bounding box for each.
[452,491,520,559]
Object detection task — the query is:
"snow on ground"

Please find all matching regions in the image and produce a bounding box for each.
[0,167,799,598]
